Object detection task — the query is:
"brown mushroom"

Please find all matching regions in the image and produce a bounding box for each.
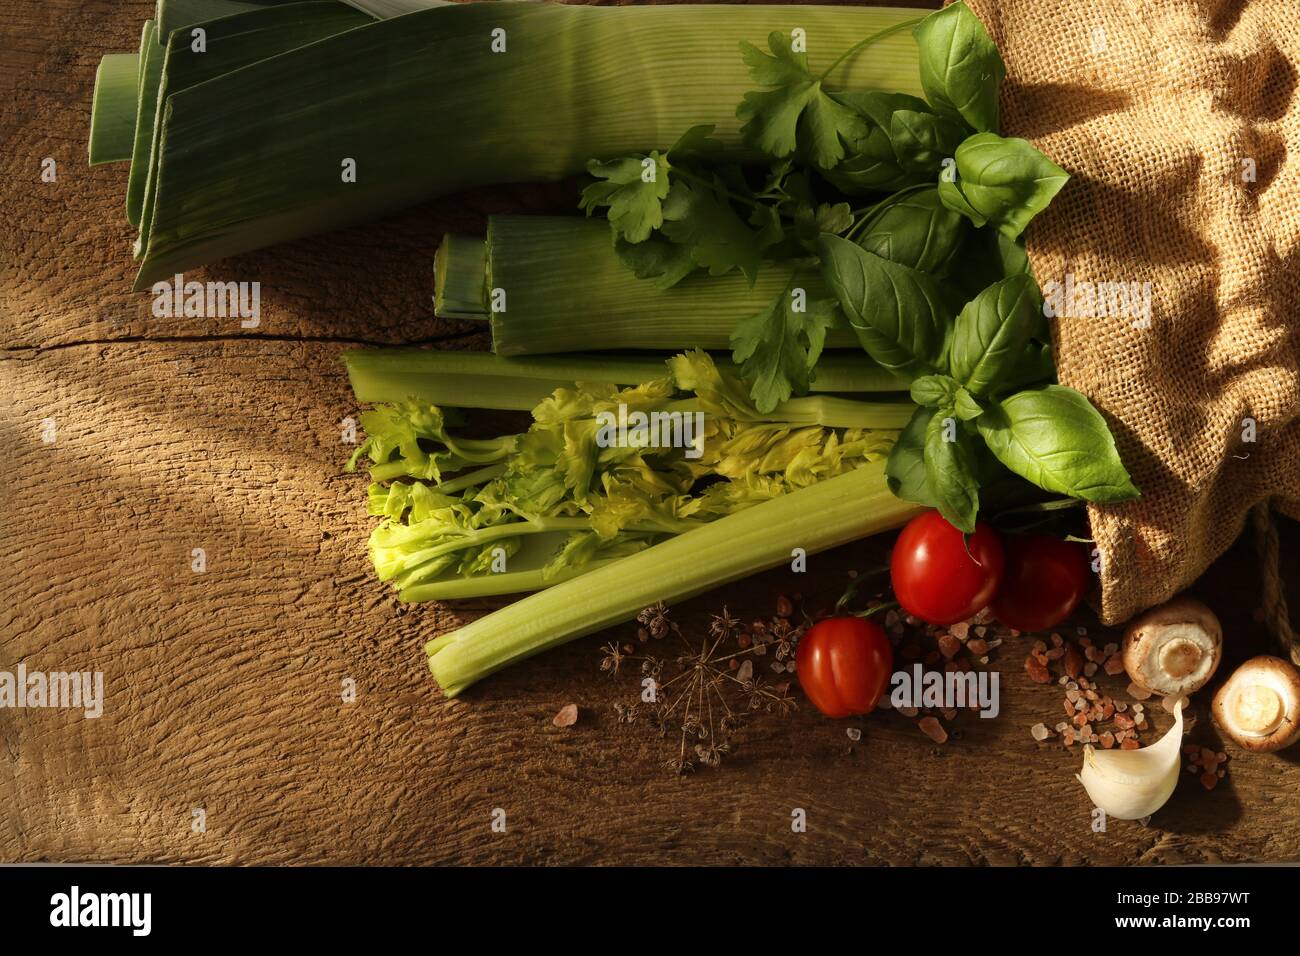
[1122,596,1222,698]
[1212,656,1300,753]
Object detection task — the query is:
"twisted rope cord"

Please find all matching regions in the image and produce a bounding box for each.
[1252,501,1300,667]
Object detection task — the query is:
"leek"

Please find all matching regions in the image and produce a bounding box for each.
[103,1,923,287]
[157,0,337,37]
[125,20,162,227]
[432,233,487,320]
[134,1,372,256]
[339,0,441,18]
[437,217,859,355]
[426,460,923,697]
[342,348,907,411]
[88,54,139,165]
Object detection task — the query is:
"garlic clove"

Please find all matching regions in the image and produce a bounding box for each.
[1078,698,1183,820]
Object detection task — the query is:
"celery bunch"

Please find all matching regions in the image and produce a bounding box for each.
[347,352,904,603]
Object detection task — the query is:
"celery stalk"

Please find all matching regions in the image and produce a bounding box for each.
[399,559,623,602]
[346,348,912,430]
[425,461,922,697]
[343,349,906,412]
[771,396,912,430]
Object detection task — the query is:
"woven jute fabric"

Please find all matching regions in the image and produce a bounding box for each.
[963,0,1300,627]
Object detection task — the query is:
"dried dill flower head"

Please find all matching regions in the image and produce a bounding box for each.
[602,600,800,774]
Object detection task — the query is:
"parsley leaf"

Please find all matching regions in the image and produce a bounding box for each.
[612,234,698,289]
[737,32,868,169]
[730,275,840,411]
[581,125,725,244]
[660,179,764,283]
[792,200,853,243]
[580,151,671,243]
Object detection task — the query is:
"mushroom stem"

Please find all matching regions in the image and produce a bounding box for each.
[1212,655,1300,754]
[1122,596,1223,698]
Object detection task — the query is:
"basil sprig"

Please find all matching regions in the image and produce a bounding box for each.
[822,245,1138,530]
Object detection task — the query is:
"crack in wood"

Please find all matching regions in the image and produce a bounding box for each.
[0,328,486,358]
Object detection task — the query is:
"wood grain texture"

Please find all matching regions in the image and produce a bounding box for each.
[3,0,1300,866]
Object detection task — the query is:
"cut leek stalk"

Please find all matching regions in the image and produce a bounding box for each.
[342,349,907,411]
[111,1,923,287]
[125,20,162,227]
[425,460,923,697]
[157,0,337,37]
[438,217,859,355]
[89,54,140,165]
[339,0,445,18]
[432,233,487,320]
[135,1,372,257]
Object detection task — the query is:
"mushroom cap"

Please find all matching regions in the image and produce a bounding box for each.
[1212,655,1300,753]
[1122,596,1223,697]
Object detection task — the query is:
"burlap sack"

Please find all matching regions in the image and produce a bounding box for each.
[962,0,1300,647]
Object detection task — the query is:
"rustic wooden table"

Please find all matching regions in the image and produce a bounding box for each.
[4,0,1300,866]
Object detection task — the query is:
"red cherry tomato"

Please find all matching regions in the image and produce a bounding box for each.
[796,617,894,718]
[990,534,1091,632]
[890,510,1004,626]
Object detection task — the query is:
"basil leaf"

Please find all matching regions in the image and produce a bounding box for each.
[820,131,919,195]
[913,1,1005,134]
[818,234,948,378]
[938,176,988,227]
[925,408,980,532]
[820,91,934,196]
[954,387,984,421]
[855,186,969,274]
[835,90,934,130]
[950,227,1032,302]
[885,406,938,507]
[949,273,1041,395]
[945,133,1070,240]
[1003,340,1055,390]
[976,385,1139,502]
[910,374,958,408]
[890,110,968,173]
